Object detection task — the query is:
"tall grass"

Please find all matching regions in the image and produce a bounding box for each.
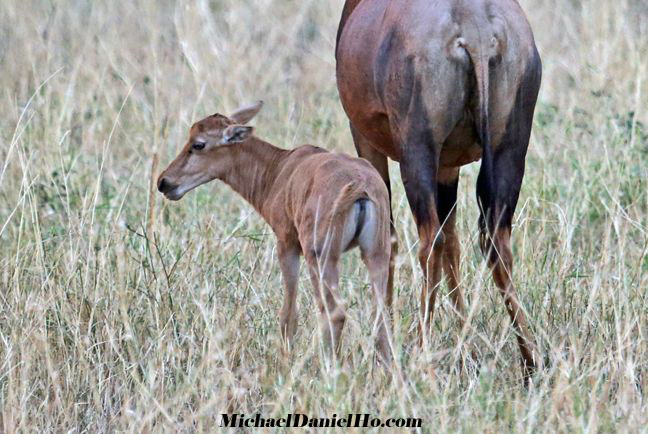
[1,0,646,431]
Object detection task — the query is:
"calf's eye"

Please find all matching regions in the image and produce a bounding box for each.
[192,141,206,150]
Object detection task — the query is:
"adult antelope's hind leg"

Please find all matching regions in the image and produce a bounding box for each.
[277,242,301,352]
[437,168,467,325]
[480,149,540,378]
[438,168,480,369]
[350,125,398,297]
[477,53,542,380]
[480,171,539,380]
[399,139,443,343]
[489,226,538,378]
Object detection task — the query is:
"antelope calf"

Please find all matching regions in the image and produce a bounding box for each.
[157,101,393,362]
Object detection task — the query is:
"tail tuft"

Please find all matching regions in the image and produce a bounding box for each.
[330,182,366,222]
[466,47,496,257]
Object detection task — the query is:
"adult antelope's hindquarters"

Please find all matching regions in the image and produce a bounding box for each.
[336,0,542,380]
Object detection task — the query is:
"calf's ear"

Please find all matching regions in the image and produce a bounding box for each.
[222,125,254,144]
[229,100,263,124]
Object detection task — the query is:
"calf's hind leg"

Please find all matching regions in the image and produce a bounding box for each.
[350,125,398,298]
[305,252,346,360]
[360,242,393,364]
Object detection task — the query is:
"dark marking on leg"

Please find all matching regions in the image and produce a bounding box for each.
[476,48,542,380]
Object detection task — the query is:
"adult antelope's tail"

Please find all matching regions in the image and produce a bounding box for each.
[465,42,496,255]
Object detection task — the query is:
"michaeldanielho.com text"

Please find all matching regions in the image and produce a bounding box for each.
[220,413,422,429]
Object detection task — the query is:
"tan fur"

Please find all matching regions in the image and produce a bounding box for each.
[157,102,393,363]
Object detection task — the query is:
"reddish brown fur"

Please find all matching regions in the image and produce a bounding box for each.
[337,0,542,378]
[157,102,393,363]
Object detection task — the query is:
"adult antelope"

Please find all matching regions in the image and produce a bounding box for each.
[336,0,542,377]
[157,102,393,363]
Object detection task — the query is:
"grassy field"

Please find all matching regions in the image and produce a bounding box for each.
[1,0,646,431]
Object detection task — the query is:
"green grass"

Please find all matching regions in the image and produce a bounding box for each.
[1,0,647,431]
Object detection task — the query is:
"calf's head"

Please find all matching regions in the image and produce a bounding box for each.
[157,101,263,200]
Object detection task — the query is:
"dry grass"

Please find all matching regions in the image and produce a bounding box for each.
[0,0,647,431]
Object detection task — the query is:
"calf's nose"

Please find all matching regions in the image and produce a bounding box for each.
[158,177,171,193]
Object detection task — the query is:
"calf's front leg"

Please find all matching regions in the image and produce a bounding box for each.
[277,243,301,352]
